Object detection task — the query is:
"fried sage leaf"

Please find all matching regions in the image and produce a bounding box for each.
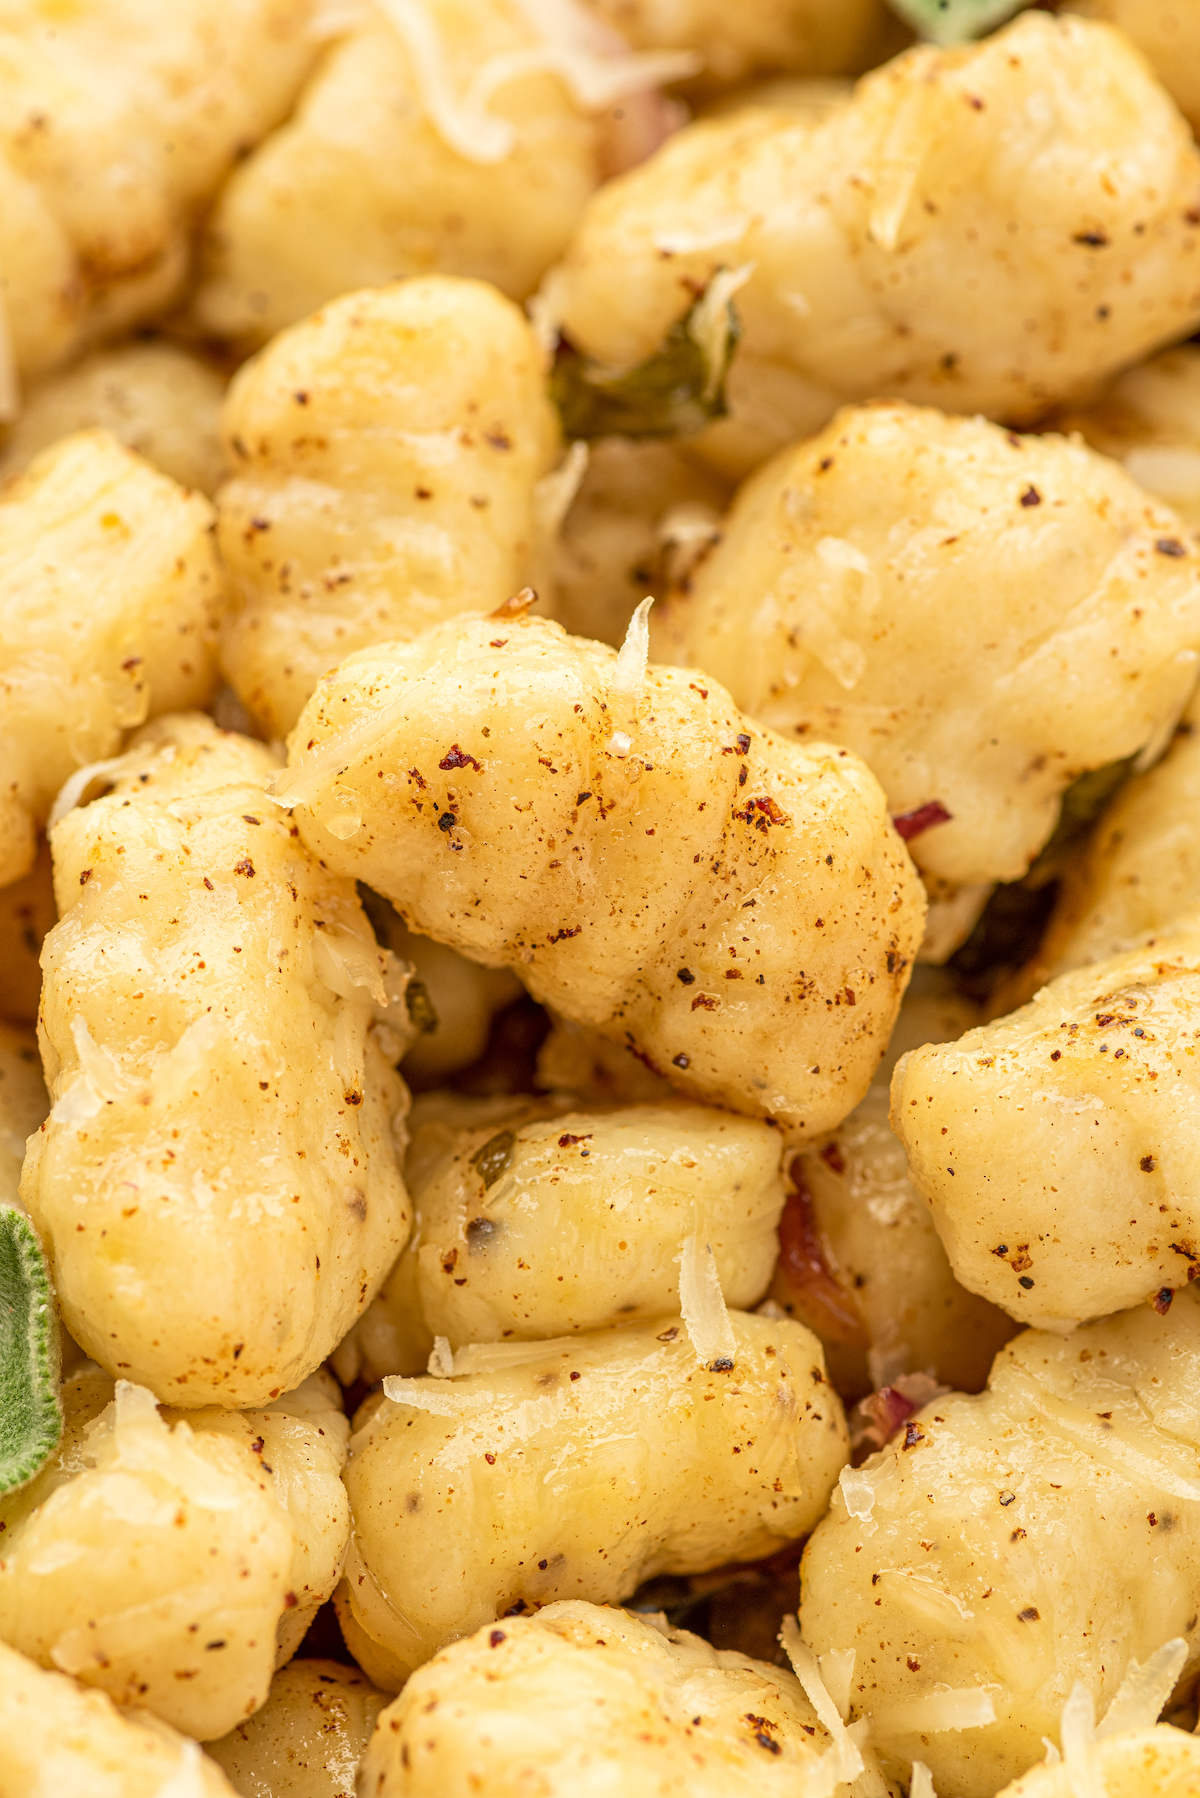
[0,1205,61,1493]
[551,272,745,442]
[887,0,1029,45]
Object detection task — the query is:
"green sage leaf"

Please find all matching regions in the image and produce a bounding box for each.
[887,0,1030,46]
[0,1205,61,1494]
[471,1129,516,1189]
[551,275,744,442]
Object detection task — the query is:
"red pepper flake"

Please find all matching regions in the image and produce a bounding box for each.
[1017,1606,1040,1622]
[691,993,719,1011]
[558,1133,591,1148]
[439,745,481,772]
[1019,485,1042,507]
[902,1419,925,1450]
[734,795,791,832]
[1156,537,1187,557]
[489,1628,506,1645]
[79,869,92,885]
[893,800,952,841]
[1151,1288,1174,1315]
[234,858,255,877]
[1142,1155,1158,1172]
[548,925,581,943]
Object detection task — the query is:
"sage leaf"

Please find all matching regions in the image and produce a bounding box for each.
[551,275,744,442]
[887,0,1030,46]
[0,1205,61,1494]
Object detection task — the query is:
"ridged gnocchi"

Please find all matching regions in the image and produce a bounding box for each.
[278,609,924,1130]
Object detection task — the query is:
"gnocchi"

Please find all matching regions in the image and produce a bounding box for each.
[358,1598,865,1796]
[338,1311,847,1687]
[0,429,226,889]
[207,1658,388,1798]
[278,608,924,1130]
[369,1098,786,1370]
[215,278,559,739]
[550,13,1200,477]
[892,918,1200,1326]
[192,0,689,348]
[654,402,1200,889]
[22,713,412,1406]
[0,0,319,399]
[0,1367,349,1740]
[800,1286,1200,1794]
[0,1638,235,1798]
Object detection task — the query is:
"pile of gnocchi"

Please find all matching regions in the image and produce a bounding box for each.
[6,0,1200,1793]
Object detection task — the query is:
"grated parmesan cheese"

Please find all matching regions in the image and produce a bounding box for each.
[677,1227,737,1369]
[372,0,698,167]
[780,1616,865,1788]
[1097,1638,1188,1739]
[910,1762,938,1798]
[605,594,653,755]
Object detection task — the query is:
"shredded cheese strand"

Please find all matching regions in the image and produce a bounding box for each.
[780,1615,865,1787]
[677,1227,736,1370]
[1097,1637,1188,1739]
[372,0,699,167]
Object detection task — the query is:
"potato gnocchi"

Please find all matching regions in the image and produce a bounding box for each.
[22,714,412,1406]
[0,1367,348,1740]
[0,0,319,400]
[0,429,226,889]
[654,403,1200,889]
[278,608,924,1130]
[551,12,1200,476]
[365,1098,786,1372]
[6,6,1200,1795]
[208,1658,387,1798]
[358,1598,866,1796]
[892,918,1200,1327]
[0,1639,236,1798]
[216,278,559,739]
[801,1287,1200,1794]
[338,1311,846,1687]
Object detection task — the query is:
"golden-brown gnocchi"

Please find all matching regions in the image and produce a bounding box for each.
[892,919,1200,1327]
[22,713,412,1406]
[0,341,227,496]
[1069,0,1200,137]
[192,0,689,348]
[338,1312,846,1687]
[207,1658,388,1798]
[0,0,319,399]
[1066,344,1200,528]
[0,430,226,889]
[550,13,1200,477]
[215,278,560,739]
[800,1287,1200,1795]
[654,403,1200,889]
[358,1598,866,1796]
[0,1638,236,1798]
[278,609,924,1131]
[366,1098,786,1373]
[0,1367,349,1741]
